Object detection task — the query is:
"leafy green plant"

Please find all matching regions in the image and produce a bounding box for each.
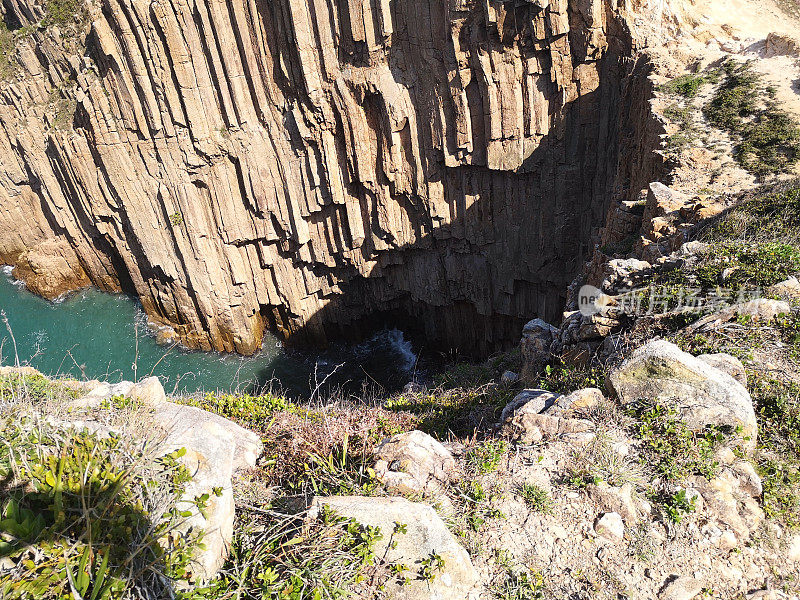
[491,565,545,600]
[466,439,507,475]
[704,60,800,177]
[0,417,201,598]
[419,552,445,582]
[169,212,184,226]
[199,504,388,599]
[655,489,697,524]
[44,0,80,26]
[453,480,505,533]
[627,400,726,481]
[661,74,709,98]
[0,22,14,79]
[536,362,605,395]
[516,483,552,514]
[563,468,602,490]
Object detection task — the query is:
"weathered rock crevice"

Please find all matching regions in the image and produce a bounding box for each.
[0,0,664,356]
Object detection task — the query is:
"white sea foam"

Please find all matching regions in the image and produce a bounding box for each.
[377,328,417,373]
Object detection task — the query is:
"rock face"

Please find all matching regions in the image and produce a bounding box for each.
[0,0,662,356]
[310,496,478,600]
[607,340,757,447]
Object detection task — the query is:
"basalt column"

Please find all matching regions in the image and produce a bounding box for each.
[0,0,656,355]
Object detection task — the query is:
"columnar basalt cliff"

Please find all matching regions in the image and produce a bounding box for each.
[0,0,662,355]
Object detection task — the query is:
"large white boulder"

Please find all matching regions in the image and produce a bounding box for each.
[309,496,478,600]
[607,340,756,448]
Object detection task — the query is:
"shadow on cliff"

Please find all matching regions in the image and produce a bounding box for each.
[248,74,658,394]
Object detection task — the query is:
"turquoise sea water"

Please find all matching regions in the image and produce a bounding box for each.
[0,268,419,396]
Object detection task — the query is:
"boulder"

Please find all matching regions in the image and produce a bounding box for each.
[688,299,791,332]
[153,402,263,474]
[594,512,624,542]
[545,387,604,418]
[607,340,756,448]
[767,276,800,300]
[697,354,747,387]
[374,430,457,497]
[128,376,167,405]
[309,496,478,600]
[602,258,653,293]
[765,32,800,57]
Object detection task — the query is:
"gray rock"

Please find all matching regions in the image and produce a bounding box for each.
[659,576,704,600]
[521,319,559,374]
[688,299,791,332]
[153,401,263,474]
[607,340,756,449]
[309,496,478,600]
[500,370,520,386]
[679,241,708,256]
[697,354,747,387]
[587,483,639,524]
[503,409,595,445]
[374,430,457,497]
[402,381,426,395]
[150,399,263,581]
[128,376,167,405]
[501,389,560,423]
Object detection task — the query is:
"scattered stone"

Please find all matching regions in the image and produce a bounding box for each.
[309,496,478,600]
[679,241,708,256]
[587,483,639,524]
[659,575,704,600]
[500,389,560,423]
[764,31,800,57]
[602,257,653,292]
[607,340,757,449]
[503,408,595,445]
[402,381,426,395]
[545,387,603,418]
[500,370,520,386]
[697,354,747,387]
[374,430,457,497]
[594,512,625,542]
